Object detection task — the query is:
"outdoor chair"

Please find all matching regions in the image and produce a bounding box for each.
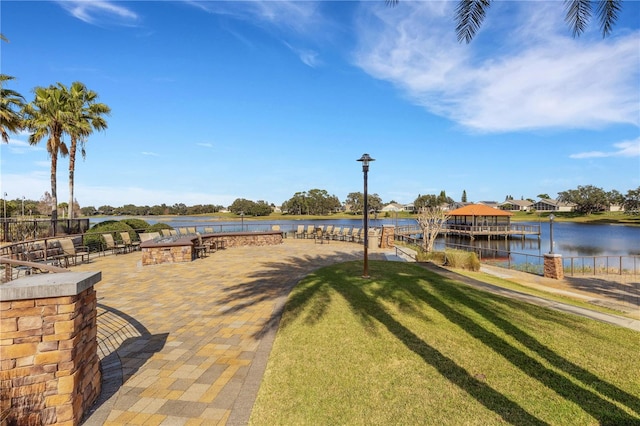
[347,228,360,242]
[331,227,343,240]
[120,232,141,252]
[204,227,214,234]
[304,225,315,239]
[314,228,330,244]
[161,229,172,237]
[102,233,126,255]
[187,227,197,235]
[178,227,188,235]
[169,229,178,236]
[194,233,208,258]
[139,233,154,242]
[59,238,90,266]
[294,225,305,239]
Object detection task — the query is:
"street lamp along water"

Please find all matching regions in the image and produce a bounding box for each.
[357,153,375,278]
[548,214,555,254]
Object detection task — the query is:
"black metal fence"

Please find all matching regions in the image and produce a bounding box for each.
[444,241,639,277]
[1,218,90,242]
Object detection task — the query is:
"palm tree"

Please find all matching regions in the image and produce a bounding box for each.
[386,0,623,43]
[22,85,71,231]
[0,75,24,143]
[0,35,24,143]
[64,82,110,219]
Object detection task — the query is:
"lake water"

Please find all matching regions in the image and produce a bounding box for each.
[93,216,640,259]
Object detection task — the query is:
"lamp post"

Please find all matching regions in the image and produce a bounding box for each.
[357,153,375,278]
[548,213,555,254]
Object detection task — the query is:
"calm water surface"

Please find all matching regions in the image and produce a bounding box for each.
[94,216,639,257]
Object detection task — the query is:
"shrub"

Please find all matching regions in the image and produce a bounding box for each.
[84,220,134,252]
[120,218,150,234]
[444,249,480,271]
[147,223,173,233]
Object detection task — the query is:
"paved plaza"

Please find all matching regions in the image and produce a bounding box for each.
[77,239,390,425]
[71,239,638,425]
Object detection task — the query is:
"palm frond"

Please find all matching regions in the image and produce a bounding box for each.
[595,0,622,37]
[565,0,593,37]
[456,0,492,44]
[385,0,399,6]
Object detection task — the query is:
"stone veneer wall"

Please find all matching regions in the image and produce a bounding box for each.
[141,245,193,266]
[543,254,564,280]
[0,272,102,425]
[213,233,282,249]
[380,226,395,249]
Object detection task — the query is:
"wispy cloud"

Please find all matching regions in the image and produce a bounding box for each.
[183,0,326,65]
[570,138,640,159]
[56,1,139,26]
[354,1,640,133]
[2,135,44,154]
[141,151,160,157]
[184,1,322,35]
[197,143,213,148]
[283,42,321,67]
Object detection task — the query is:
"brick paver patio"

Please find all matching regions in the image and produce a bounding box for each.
[76,239,389,425]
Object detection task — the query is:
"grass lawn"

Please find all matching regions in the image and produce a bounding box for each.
[250,261,640,425]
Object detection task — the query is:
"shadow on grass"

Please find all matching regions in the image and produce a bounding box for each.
[248,257,639,424]
[408,265,640,424]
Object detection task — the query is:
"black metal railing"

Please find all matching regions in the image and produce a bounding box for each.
[1,218,90,242]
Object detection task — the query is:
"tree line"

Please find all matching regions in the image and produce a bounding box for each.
[2,183,638,219]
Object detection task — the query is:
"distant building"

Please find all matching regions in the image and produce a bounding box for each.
[499,199,533,211]
[531,198,575,212]
[477,201,500,209]
[381,203,404,212]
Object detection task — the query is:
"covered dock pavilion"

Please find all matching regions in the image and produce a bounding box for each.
[445,204,540,240]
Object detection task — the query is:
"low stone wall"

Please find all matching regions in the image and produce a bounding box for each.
[0,272,102,425]
[210,231,283,249]
[141,245,193,266]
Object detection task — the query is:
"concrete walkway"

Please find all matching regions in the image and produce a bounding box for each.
[76,239,638,425]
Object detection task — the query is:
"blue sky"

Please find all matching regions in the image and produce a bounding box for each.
[2,1,639,208]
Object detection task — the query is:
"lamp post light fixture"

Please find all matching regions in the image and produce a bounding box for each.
[548,213,555,254]
[357,153,375,278]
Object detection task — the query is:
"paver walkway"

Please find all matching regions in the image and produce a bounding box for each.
[75,239,639,425]
[78,239,389,425]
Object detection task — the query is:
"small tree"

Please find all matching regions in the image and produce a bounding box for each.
[416,206,451,253]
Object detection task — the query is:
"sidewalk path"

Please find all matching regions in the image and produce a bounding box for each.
[77,239,638,425]
[419,263,640,332]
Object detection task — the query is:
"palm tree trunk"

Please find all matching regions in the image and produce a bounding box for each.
[50,145,58,236]
[68,136,77,220]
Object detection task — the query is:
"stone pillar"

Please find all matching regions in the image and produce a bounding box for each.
[543,253,564,280]
[380,226,395,249]
[0,271,102,425]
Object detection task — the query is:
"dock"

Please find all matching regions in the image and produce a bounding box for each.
[396,224,540,241]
